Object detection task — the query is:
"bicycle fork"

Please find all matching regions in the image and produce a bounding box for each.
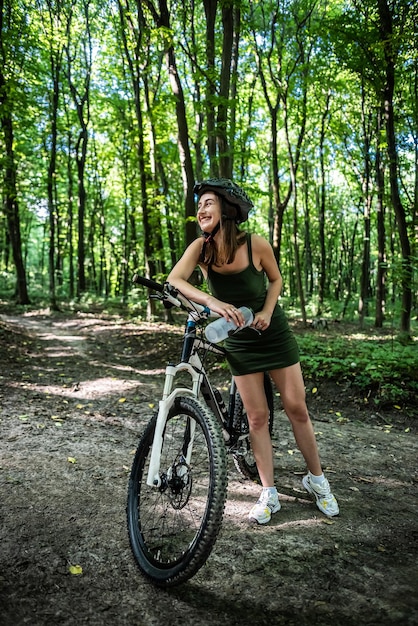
[146,361,203,488]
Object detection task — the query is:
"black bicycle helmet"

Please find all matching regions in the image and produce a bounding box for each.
[194,178,254,223]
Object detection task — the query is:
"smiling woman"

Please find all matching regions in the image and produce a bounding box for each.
[167,177,339,525]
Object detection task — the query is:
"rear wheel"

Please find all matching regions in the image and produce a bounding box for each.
[127,396,227,587]
[232,373,274,481]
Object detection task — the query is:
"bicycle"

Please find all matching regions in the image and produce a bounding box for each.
[127,275,274,587]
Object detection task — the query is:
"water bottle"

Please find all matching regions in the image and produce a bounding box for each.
[205,306,254,343]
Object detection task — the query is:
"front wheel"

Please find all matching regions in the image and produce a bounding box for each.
[127,396,228,587]
[232,373,274,481]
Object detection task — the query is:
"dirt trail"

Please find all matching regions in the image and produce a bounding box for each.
[0,311,417,626]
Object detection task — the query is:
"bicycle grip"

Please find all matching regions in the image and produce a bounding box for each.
[132,274,164,292]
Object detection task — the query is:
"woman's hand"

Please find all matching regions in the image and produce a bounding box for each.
[252,310,272,332]
[207,297,245,326]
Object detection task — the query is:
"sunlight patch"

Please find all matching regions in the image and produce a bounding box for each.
[10,377,145,399]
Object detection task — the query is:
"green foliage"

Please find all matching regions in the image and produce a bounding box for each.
[0,0,416,332]
[298,329,418,407]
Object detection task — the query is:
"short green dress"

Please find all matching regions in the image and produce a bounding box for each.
[207,233,300,376]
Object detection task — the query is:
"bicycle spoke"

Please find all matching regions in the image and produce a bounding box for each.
[127,397,227,586]
[139,414,211,563]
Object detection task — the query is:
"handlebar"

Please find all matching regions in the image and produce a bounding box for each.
[132,274,164,293]
[132,273,216,322]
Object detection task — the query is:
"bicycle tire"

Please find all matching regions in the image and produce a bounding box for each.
[232,373,274,481]
[127,396,228,587]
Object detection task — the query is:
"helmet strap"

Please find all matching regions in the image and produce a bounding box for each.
[200,221,220,262]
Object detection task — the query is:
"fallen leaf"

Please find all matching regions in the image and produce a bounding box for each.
[67,457,77,464]
[118,397,126,403]
[69,564,83,575]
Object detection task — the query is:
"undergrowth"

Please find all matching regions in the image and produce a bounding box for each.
[298,332,417,409]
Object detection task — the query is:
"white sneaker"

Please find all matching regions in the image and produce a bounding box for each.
[302,474,339,517]
[248,489,281,524]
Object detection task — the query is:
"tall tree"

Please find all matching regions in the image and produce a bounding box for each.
[0,0,30,304]
[117,0,157,287]
[377,0,413,333]
[358,84,374,329]
[40,0,66,310]
[64,0,93,296]
[145,0,196,248]
[317,89,331,311]
[375,105,386,328]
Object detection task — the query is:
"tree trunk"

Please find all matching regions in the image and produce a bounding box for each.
[158,0,196,248]
[302,160,313,297]
[377,0,412,333]
[255,63,290,265]
[292,188,307,326]
[203,0,218,176]
[0,5,30,304]
[217,3,235,178]
[46,50,61,311]
[65,1,92,297]
[66,128,75,300]
[318,92,331,312]
[358,86,372,330]
[0,111,30,304]
[375,107,386,328]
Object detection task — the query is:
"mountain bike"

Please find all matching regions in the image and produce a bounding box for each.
[127,275,274,587]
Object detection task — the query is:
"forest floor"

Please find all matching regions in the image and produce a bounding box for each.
[0,308,417,626]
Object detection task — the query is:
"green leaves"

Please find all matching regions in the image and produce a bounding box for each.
[299,331,417,406]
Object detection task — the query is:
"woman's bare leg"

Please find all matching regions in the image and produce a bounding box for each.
[269,363,322,475]
[233,372,274,486]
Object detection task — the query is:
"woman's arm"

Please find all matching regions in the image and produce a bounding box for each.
[167,239,245,323]
[166,239,209,303]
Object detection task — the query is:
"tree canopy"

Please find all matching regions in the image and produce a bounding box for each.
[0,0,417,333]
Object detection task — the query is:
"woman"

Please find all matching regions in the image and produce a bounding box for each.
[167,178,339,524]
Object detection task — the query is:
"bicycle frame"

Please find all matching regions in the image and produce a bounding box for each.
[146,318,227,488]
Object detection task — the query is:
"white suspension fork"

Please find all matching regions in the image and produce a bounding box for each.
[146,357,204,487]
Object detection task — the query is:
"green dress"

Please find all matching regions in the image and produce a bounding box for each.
[207,233,300,376]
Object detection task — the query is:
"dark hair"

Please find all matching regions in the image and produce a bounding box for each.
[200,195,246,266]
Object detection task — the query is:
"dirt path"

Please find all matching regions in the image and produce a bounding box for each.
[0,311,417,626]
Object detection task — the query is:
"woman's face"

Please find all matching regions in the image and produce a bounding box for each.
[196,192,222,232]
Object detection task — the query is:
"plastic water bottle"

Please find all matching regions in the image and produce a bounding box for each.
[205,306,254,343]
